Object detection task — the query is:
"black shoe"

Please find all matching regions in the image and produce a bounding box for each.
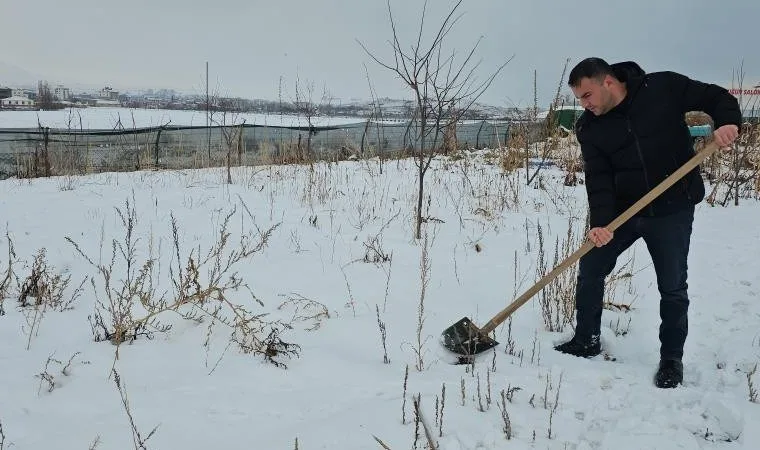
[654,359,683,388]
[554,334,601,358]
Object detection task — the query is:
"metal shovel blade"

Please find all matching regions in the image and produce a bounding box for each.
[441,317,499,357]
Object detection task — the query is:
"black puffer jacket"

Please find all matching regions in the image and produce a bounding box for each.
[575,61,742,228]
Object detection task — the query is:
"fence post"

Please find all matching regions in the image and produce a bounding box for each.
[43,126,51,177]
[475,120,486,149]
[403,119,415,153]
[154,126,163,167]
[361,119,370,155]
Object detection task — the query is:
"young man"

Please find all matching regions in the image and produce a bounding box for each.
[554,57,741,388]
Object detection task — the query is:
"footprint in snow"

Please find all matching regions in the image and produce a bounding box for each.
[700,394,744,442]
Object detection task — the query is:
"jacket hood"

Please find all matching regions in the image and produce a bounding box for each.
[606,61,647,113]
[611,61,646,85]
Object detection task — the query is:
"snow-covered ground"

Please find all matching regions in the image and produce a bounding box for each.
[0,150,758,449]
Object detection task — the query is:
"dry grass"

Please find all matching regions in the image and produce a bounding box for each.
[535,218,583,333]
[34,351,88,395]
[700,120,760,206]
[413,228,432,372]
[112,368,160,450]
[0,229,16,316]
[16,247,86,349]
[18,247,85,312]
[66,195,301,369]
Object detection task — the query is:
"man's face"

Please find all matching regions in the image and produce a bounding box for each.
[571,76,614,115]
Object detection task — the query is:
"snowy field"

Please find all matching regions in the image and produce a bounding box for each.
[0,107,368,130]
[0,150,758,449]
[0,107,502,131]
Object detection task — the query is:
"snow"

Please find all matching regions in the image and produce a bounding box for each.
[0,107,508,131]
[0,150,758,449]
[0,106,366,130]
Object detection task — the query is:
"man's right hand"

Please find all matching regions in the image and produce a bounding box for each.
[713,124,739,148]
[589,227,613,247]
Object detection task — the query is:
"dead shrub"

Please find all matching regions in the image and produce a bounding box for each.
[67,196,300,368]
[536,219,582,333]
[18,248,85,312]
[16,247,86,349]
[0,229,16,316]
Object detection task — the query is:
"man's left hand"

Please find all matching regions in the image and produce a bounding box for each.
[713,124,739,148]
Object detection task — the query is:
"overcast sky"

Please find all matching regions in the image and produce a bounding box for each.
[1,0,758,108]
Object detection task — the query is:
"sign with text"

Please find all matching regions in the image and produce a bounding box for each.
[728,84,760,97]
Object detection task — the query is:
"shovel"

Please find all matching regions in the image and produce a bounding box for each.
[442,138,723,361]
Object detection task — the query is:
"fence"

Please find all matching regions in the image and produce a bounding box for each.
[0,119,512,178]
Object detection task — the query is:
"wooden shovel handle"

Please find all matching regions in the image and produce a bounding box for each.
[480,140,721,335]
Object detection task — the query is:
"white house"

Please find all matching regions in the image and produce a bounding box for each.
[100,86,119,100]
[1,96,35,109]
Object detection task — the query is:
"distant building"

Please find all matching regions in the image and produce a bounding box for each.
[9,88,36,100]
[1,96,35,109]
[100,86,119,100]
[54,85,71,101]
[0,87,11,99]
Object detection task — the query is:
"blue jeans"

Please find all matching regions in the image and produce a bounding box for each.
[574,205,694,360]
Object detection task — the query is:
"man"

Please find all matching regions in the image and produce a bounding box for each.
[554,57,741,388]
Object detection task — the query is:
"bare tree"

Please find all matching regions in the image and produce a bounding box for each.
[703,60,760,206]
[363,63,387,173]
[36,81,55,111]
[723,61,760,206]
[214,111,246,184]
[293,75,332,163]
[359,0,511,238]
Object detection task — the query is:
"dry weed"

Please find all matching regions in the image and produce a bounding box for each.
[277,292,330,331]
[0,229,16,316]
[67,195,301,368]
[535,219,582,332]
[112,368,160,449]
[16,248,86,349]
[18,248,85,312]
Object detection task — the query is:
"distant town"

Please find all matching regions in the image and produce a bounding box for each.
[0,80,526,120]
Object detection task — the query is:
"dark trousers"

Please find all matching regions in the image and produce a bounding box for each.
[574,205,694,360]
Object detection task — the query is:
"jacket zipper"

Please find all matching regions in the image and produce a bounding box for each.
[627,117,654,216]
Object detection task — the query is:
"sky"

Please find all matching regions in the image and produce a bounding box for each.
[1,0,759,108]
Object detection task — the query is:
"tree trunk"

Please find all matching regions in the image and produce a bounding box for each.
[237,123,244,165]
[227,150,232,184]
[416,169,424,239]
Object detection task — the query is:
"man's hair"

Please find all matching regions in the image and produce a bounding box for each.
[568,57,615,87]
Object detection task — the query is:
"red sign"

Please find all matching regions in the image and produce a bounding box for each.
[728,85,760,96]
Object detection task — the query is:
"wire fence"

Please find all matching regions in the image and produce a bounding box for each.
[0,119,513,178]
